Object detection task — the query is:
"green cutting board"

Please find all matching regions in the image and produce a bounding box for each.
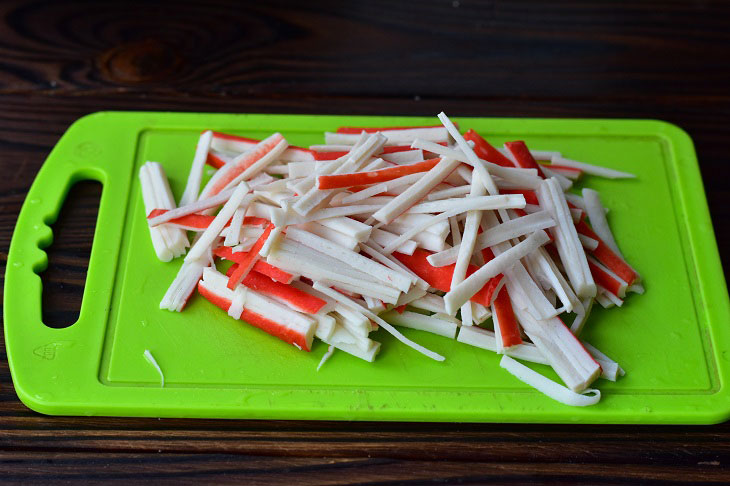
[5,112,730,423]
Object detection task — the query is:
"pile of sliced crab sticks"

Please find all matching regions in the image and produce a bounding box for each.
[139,112,641,407]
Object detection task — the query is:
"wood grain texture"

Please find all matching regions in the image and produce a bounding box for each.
[1,0,729,484]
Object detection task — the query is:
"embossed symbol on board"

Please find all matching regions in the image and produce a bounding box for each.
[33,341,74,360]
[74,141,101,159]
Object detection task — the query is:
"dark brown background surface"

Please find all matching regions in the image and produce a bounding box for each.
[1,1,729,484]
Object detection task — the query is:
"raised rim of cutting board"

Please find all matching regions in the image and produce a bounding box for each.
[4,111,730,424]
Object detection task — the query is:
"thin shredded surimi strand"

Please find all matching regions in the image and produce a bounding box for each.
[147,187,236,227]
[551,155,636,179]
[582,188,623,257]
[143,350,165,387]
[500,356,601,407]
[443,230,551,315]
[179,130,213,207]
[317,345,335,371]
[312,282,445,361]
[457,326,547,364]
[381,310,458,339]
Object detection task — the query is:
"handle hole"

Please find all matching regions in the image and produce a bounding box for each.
[40,180,102,328]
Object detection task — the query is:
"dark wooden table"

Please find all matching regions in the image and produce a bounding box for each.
[2,1,729,484]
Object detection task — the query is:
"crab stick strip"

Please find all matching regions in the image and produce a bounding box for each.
[340,173,424,204]
[492,287,523,348]
[206,149,230,169]
[160,258,208,312]
[406,194,525,215]
[540,166,573,190]
[268,244,401,303]
[500,189,539,205]
[381,310,458,339]
[199,133,287,200]
[239,270,326,314]
[317,159,441,189]
[451,170,485,326]
[537,177,596,299]
[513,305,601,392]
[412,139,543,190]
[335,124,444,134]
[366,156,461,224]
[392,249,502,307]
[426,185,471,201]
[551,155,636,179]
[199,268,316,351]
[139,162,189,261]
[443,230,551,315]
[575,220,639,285]
[223,199,251,247]
[185,182,251,262]
[504,141,544,174]
[298,221,360,251]
[293,133,386,216]
[179,130,213,207]
[148,187,237,227]
[427,210,555,267]
[359,242,428,290]
[317,217,373,242]
[587,256,628,298]
[326,126,449,146]
[379,194,526,254]
[381,149,424,164]
[312,282,445,362]
[227,223,274,289]
[582,341,625,380]
[582,188,623,257]
[147,210,267,232]
[321,331,381,362]
[210,131,314,162]
[457,326,548,365]
[214,246,294,283]
[500,356,601,407]
[462,129,515,167]
[285,227,412,293]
